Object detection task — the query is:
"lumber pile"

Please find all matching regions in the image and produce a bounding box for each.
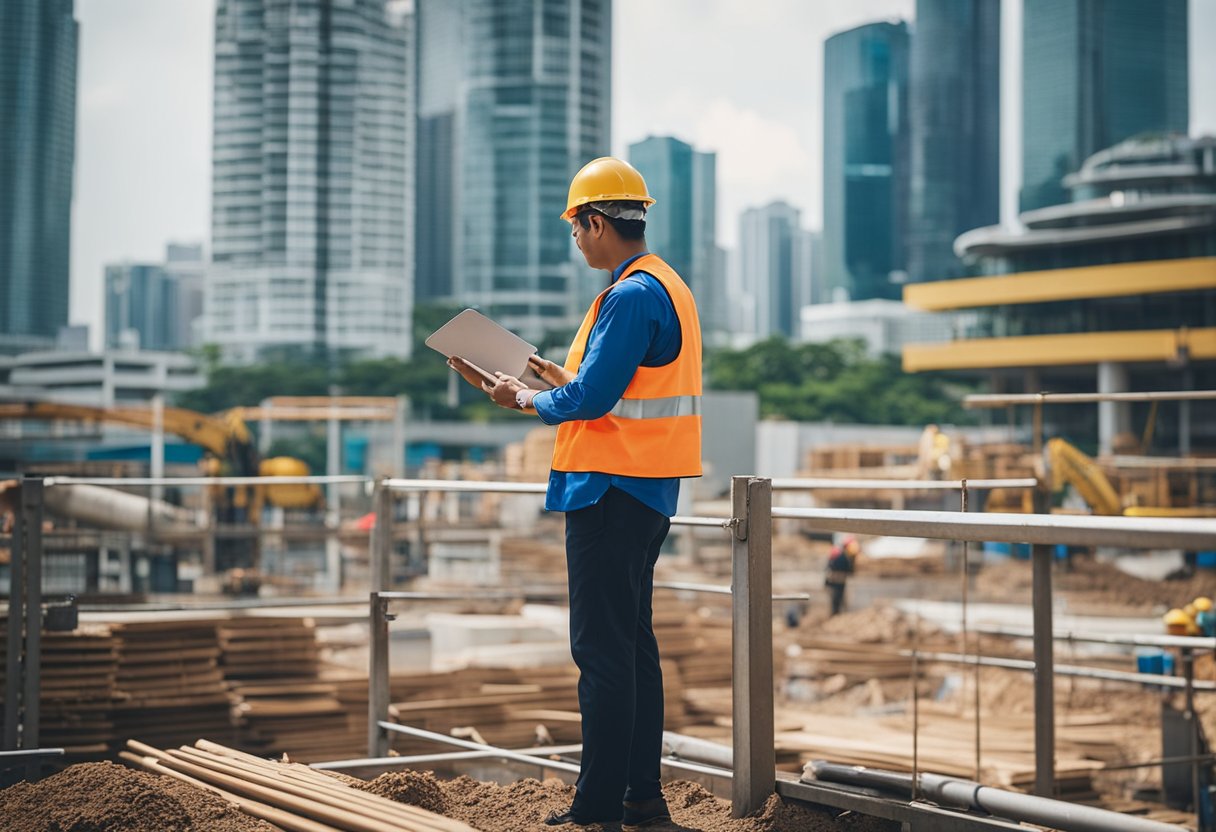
[1,620,235,756]
[122,738,476,832]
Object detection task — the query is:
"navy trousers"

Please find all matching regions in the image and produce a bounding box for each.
[565,486,671,819]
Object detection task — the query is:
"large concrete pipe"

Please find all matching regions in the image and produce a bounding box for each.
[43,483,198,532]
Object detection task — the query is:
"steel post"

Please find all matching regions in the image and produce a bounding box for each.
[3,489,24,750]
[731,476,775,817]
[1032,490,1055,797]
[371,480,393,591]
[21,477,43,751]
[368,592,391,758]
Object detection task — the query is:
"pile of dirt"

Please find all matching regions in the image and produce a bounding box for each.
[0,761,275,832]
[354,771,898,832]
[360,768,450,816]
[811,601,941,645]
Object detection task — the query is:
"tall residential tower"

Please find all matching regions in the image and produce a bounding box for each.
[416,0,612,340]
[206,0,414,363]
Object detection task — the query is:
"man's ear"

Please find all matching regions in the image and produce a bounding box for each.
[588,213,604,238]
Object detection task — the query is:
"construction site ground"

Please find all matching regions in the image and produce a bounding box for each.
[2,527,1208,830]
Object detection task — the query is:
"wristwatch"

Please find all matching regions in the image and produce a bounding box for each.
[515,388,536,410]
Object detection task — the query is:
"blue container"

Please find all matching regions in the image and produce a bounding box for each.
[1196,551,1216,569]
[1136,649,1166,675]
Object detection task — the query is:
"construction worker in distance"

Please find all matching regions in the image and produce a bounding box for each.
[449,156,701,828]
[824,536,860,617]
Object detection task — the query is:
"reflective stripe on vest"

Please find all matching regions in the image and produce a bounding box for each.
[609,394,701,420]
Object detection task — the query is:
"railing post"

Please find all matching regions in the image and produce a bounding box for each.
[4,483,26,750]
[368,591,391,758]
[1032,486,1055,797]
[371,479,393,591]
[21,476,44,751]
[731,475,775,817]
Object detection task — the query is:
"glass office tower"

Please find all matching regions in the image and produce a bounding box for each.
[907,0,1000,284]
[0,0,77,354]
[1021,0,1188,212]
[823,21,909,302]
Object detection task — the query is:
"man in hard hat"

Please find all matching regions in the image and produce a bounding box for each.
[824,536,860,617]
[451,157,701,827]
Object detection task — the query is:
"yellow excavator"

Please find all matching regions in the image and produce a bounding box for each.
[0,401,323,520]
[1047,437,1216,518]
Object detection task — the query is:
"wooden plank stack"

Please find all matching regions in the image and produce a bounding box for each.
[122,738,476,832]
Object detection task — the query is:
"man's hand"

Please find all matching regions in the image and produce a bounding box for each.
[485,372,528,409]
[448,356,491,389]
[528,355,574,387]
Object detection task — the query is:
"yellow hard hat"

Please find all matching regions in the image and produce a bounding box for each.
[1194,597,1213,612]
[1185,603,1198,618]
[561,157,655,221]
[1164,608,1192,626]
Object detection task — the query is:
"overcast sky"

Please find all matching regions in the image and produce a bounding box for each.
[70,0,1216,346]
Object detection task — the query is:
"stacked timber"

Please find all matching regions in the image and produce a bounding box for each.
[503,427,557,482]
[219,618,354,760]
[1,620,235,756]
[122,738,476,832]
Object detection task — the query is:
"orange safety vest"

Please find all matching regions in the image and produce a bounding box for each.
[551,254,702,478]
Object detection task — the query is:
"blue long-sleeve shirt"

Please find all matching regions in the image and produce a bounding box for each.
[532,253,682,517]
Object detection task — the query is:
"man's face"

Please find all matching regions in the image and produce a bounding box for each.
[570,212,606,269]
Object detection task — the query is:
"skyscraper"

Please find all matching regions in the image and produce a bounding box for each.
[106,244,205,352]
[1021,0,1188,212]
[907,0,1000,284]
[415,0,612,340]
[0,0,77,354]
[629,136,726,341]
[822,21,909,303]
[739,201,803,340]
[206,0,414,364]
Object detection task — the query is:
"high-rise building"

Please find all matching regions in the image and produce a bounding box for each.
[106,263,178,352]
[0,0,77,355]
[206,0,414,364]
[907,0,1000,284]
[106,244,205,352]
[627,135,723,337]
[416,0,612,340]
[1021,0,1188,212]
[165,243,205,348]
[414,0,463,303]
[739,201,804,340]
[822,21,909,303]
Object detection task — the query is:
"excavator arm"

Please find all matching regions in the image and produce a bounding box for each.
[1046,437,1124,516]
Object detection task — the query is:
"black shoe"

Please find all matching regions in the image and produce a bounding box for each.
[622,797,671,828]
[544,808,618,827]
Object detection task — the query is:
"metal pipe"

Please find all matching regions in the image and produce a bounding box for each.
[975,626,1216,651]
[806,761,1185,832]
[654,580,810,602]
[662,732,732,769]
[385,478,547,494]
[897,650,1216,690]
[314,744,586,771]
[44,475,370,487]
[965,390,1216,407]
[371,480,393,592]
[379,721,582,775]
[768,506,1216,550]
[771,477,1038,491]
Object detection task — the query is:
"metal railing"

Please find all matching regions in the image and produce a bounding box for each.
[361,474,1216,827]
